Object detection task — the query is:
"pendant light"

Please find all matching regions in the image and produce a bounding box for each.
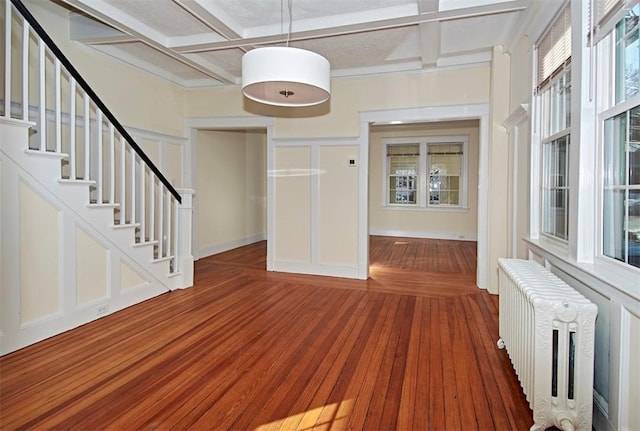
[241,0,330,107]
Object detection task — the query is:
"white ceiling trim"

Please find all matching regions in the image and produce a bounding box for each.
[174,0,528,53]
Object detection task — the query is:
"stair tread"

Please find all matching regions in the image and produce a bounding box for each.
[112,223,141,229]
[58,178,96,185]
[88,203,120,208]
[133,240,159,247]
[25,149,68,158]
[152,255,174,263]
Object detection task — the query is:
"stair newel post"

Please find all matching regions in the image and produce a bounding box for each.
[119,135,126,223]
[69,78,76,179]
[22,19,29,120]
[4,0,11,117]
[173,195,179,273]
[176,189,194,288]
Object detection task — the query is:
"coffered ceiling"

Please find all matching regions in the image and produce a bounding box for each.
[57,0,550,88]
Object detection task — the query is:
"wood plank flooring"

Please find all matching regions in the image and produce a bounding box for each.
[0,236,533,430]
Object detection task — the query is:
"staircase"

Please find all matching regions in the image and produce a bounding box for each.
[0,0,193,354]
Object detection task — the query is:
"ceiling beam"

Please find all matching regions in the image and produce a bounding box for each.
[174,0,527,53]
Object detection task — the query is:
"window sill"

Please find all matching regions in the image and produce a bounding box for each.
[525,238,640,303]
[382,204,470,213]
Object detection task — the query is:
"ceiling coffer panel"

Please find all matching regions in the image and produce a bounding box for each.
[209,0,418,28]
[103,0,213,36]
[282,26,420,69]
[190,49,245,76]
[110,42,212,79]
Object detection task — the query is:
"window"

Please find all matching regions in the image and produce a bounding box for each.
[387,144,418,204]
[543,135,570,240]
[428,143,463,206]
[601,4,640,269]
[384,136,468,209]
[536,3,571,241]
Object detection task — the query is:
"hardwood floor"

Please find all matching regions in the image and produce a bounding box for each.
[0,237,533,430]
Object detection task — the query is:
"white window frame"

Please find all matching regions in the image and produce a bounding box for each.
[382,135,469,211]
[596,3,640,273]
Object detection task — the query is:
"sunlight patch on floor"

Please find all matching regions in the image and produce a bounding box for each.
[254,399,354,431]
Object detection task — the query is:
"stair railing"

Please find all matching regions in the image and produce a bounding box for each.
[2,0,189,279]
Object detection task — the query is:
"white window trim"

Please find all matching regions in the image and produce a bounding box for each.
[382,135,469,211]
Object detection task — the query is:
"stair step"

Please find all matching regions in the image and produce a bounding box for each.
[112,222,141,230]
[133,240,158,248]
[152,255,174,263]
[88,203,120,208]
[58,179,96,185]
[25,149,68,159]
[168,271,181,278]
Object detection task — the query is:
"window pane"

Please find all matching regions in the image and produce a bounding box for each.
[603,189,626,262]
[388,144,418,205]
[543,135,570,239]
[630,106,640,185]
[616,5,639,102]
[604,111,627,187]
[428,143,462,206]
[629,189,640,268]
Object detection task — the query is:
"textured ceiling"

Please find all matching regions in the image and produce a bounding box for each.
[58,0,545,88]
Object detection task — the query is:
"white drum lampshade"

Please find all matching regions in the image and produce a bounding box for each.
[242,47,330,107]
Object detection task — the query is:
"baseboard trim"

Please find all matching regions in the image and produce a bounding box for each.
[269,261,361,279]
[369,229,478,242]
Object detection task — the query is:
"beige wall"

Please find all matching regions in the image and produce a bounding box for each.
[187,66,491,138]
[196,129,266,256]
[23,0,185,137]
[369,121,479,240]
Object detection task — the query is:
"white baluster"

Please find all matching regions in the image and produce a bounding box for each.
[119,136,126,223]
[22,20,29,120]
[97,111,103,203]
[166,190,172,260]
[139,163,146,241]
[83,95,90,181]
[54,59,61,154]
[130,147,136,224]
[149,176,155,243]
[158,184,164,258]
[109,124,115,204]
[4,1,11,118]
[69,78,76,179]
[38,39,45,151]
